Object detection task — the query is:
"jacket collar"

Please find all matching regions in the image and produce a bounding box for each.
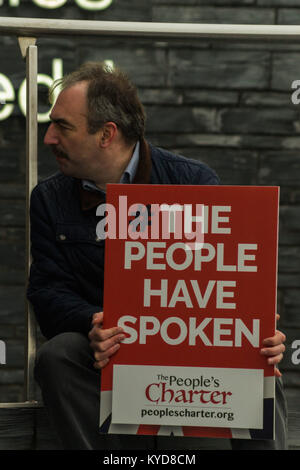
[77,138,152,211]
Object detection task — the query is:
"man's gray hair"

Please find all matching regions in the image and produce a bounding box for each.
[50,62,146,144]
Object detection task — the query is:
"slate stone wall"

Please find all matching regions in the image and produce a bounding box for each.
[0,0,299,427]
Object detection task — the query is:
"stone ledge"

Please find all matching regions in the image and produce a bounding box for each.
[0,407,299,450]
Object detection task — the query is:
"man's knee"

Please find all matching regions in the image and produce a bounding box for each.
[34,332,92,383]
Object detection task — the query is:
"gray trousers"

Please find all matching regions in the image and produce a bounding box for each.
[34,332,288,450]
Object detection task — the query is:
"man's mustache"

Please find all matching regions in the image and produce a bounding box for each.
[51,145,69,160]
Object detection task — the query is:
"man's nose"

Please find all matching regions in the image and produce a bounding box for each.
[44,123,59,146]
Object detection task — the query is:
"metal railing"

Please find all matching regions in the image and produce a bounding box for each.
[0,16,300,408]
[3,17,300,39]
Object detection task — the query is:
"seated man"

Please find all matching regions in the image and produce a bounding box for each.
[27,62,287,450]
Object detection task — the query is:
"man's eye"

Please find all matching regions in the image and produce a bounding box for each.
[57,123,69,130]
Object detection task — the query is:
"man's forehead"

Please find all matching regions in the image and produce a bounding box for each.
[50,82,88,121]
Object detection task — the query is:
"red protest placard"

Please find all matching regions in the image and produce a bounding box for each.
[99,184,279,440]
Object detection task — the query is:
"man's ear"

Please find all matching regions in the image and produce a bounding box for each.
[98,122,118,148]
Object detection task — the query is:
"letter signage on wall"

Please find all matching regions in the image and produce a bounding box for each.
[0,58,113,122]
[0,0,115,121]
[0,0,114,10]
[99,184,279,440]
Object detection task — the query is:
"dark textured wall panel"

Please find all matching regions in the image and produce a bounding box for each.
[0,0,299,449]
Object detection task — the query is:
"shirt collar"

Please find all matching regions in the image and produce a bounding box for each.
[77,138,152,211]
[81,141,140,194]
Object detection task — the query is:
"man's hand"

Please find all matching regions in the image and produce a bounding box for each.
[88,312,125,370]
[89,313,286,376]
[260,314,286,377]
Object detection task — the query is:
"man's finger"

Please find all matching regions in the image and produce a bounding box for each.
[92,311,104,325]
[91,332,125,353]
[93,358,110,370]
[267,353,284,366]
[260,344,286,357]
[90,325,124,343]
[94,342,121,362]
[92,342,123,370]
[263,330,286,347]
